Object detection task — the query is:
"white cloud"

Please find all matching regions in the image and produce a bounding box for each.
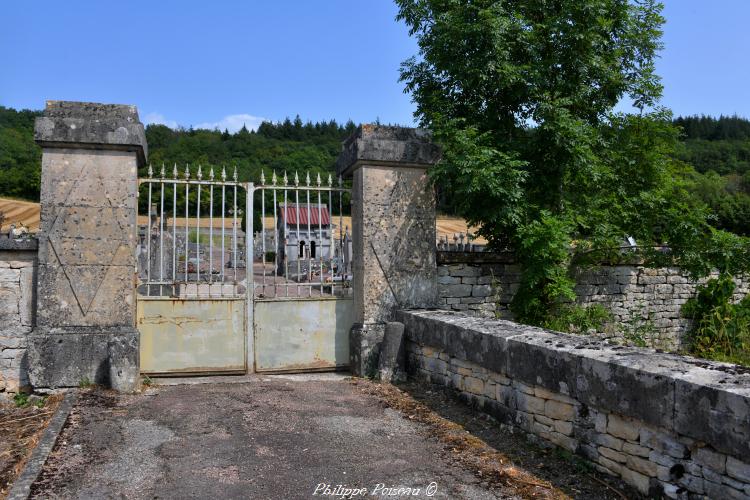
[195,114,266,133]
[143,112,178,129]
[143,112,267,133]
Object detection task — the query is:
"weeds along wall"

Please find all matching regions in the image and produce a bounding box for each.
[436,252,750,350]
[398,309,750,499]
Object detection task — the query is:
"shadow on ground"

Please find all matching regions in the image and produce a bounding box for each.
[373,379,642,500]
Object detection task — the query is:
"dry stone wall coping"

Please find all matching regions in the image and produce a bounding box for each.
[396,309,750,460]
[0,238,38,251]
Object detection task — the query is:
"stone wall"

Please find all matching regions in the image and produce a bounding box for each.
[436,252,750,349]
[398,309,750,499]
[0,239,38,395]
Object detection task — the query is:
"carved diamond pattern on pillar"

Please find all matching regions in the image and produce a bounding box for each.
[46,167,130,316]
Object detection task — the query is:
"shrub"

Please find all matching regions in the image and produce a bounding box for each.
[682,275,750,365]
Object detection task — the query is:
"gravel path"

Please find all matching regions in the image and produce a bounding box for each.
[30,376,515,499]
[29,375,637,499]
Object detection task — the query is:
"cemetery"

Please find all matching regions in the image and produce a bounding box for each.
[2,2,750,499]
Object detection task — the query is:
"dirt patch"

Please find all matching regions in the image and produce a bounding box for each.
[0,394,62,498]
[354,379,641,500]
[29,390,119,498]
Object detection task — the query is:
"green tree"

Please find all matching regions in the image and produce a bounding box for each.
[397,0,750,327]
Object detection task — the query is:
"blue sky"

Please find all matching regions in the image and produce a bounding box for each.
[1,1,748,131]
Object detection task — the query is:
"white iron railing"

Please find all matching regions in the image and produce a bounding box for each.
[249,170,352,299]
[137,165,351,300]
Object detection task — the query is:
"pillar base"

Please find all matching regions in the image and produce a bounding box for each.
[349,323,386,378]
[28,326,139,392]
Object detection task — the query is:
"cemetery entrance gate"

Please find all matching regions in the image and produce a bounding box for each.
[135,166,353,375]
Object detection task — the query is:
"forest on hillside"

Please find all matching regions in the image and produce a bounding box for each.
[1,106,749,235]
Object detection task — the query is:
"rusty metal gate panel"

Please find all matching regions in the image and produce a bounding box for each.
[254,298,352,372]
[248,171,354,373]
[138,297,246,375]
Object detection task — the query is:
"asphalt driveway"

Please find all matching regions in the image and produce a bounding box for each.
[30,374,515,499]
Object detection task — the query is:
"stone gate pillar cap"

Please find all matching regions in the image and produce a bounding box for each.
[336,124,441,178]
[34,100,148,167]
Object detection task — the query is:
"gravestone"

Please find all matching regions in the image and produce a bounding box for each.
[28,101,146,391]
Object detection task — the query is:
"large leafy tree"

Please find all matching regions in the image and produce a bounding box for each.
[396,0,750,327]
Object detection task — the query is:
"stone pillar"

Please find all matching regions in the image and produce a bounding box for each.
[28,101,146,391]
[336,125,440,376]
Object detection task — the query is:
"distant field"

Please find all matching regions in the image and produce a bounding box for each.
[0,198,488,244]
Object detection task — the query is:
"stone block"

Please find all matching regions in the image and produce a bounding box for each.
[531,421,552,436]
[726,456,750,483]
[491,372,511,386]
[0,267,21,283]
[620,467,651,495]
[34,101,148,163]
[694,447,726,474]
[545,400,575,421]
[598,456,623,475]
[626,455,658,477]
[704,480,746,500]
[476,276,493,285]
[607,414,640,442]
[553,420,573,436]
[516,392,545,414]
[350,323,384,378]
[648,450,677,468]
[599,446,627,463]
[596,433,625,451]
[547,431,577,451]
[464,376,484,395]
[677,474,704,495]
[622,442,651,458]
[640,428,689,459]
[439,284,472,298]
[702,466,723,484]
[472,285,493,297]
[496,384,515,408]
[424,356,448,376]
[27,327,138,391]
[535,414,554,427]
[378,322,407,383]
[437,276,461,285]
[514,410,533,432]
[594,413,608,433]
[450,373,464,391]
[669,365,750,457]
[451,266,481,277]
[483,381,496,400]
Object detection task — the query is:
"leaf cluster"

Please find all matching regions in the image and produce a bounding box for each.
[397,0,750,329]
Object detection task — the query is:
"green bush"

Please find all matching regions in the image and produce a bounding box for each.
[682,275,750,366]
[542,304,611,335]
